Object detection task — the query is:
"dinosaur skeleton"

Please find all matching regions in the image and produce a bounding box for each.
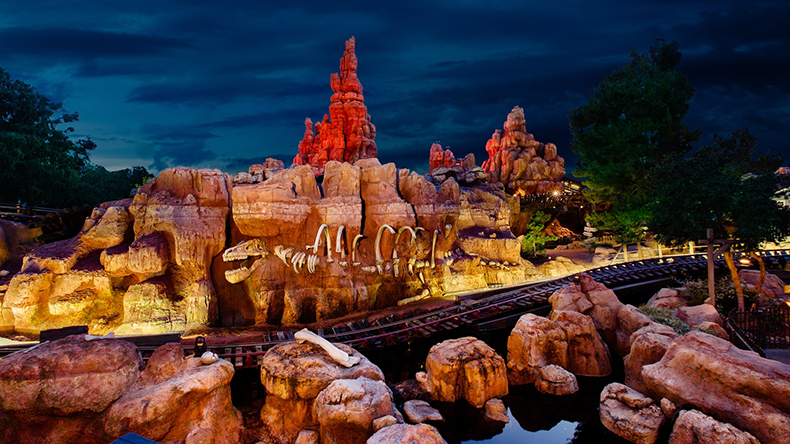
[352,234,365,265]
[335,226,347,260]
[222,239,270,284]
[274,245,295,265]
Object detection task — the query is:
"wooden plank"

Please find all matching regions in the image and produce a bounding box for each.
[255,345,263,366]
[235,346,243,368]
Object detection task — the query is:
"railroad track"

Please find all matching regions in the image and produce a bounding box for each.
[3,250,789,368]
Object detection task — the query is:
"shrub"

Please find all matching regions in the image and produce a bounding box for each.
[637,304,691,335]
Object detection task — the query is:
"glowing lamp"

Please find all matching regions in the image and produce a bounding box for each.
[739,258,751,265]
[552,190,560,196]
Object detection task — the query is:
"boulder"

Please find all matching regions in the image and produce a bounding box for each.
[669,409,760,444]
[647,288,685,310]
[506,313,568,385]
[366,423,447,444]
[676,304,723,328]
[599,383,665,444]
[615,304,653,357]
[643,331,790,444]
[421,337,508,408]
[739,269,787,301]
[105,352,241,444]
[0,335,141,415]
[484,398,509,423]
[313,377,397,444]
[548,274,624,348]
[534,364,578,396]
[259,341,384,444]
[624,323,678,394]
[696,321,729,341]
[403,400,443,423]
[550,310,612,377]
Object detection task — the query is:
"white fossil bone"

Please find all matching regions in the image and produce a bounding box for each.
[408,258,416,275]
[392,226,418,260]
[444,223,453,238]
[307,224,333,262]
[418,272,425,284]
[352,234,366,264]
[339,261,348,267]
[431,230,439,268]
[361,265,377,273]
[294,328,360,368]
[335,225,347,259]
[375,224,396,265]
[274,245,294,265]
[393,257,401,277]
[397,289,431,306]
[291,252,306,274]
[200,351,218,365]
[307,254,318,274]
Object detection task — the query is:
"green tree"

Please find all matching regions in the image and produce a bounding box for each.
[649,130,790,310]
[521,211,557,256]
[1,67,147,207]
[569,39,701,241]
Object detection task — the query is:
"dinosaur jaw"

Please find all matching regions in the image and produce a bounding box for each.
[224,257,264,284]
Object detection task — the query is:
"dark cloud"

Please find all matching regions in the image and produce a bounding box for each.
[1,0,788,175]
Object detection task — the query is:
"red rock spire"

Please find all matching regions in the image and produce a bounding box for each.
[294,37,377,175]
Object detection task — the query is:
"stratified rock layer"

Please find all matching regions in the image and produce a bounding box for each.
[642,331,790,444]
[481,106,564,195]
[669,409,760,444]
[294,37,377,175]
[599,383,665,444]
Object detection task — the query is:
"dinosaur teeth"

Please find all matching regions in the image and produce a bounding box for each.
[224,266,250,284]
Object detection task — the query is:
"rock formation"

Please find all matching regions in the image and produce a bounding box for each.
[669,409,760,444]
[367,423,447,444]
[599,383,665,444]
[642,331,790,444]
[418,336,508,408]
[259,340,385,444]
[429,143,456,172]
[0,335,240,444]
[313,377,398,444]
[739,269,788,301]
[427,146,488,187]
[3,168,229,336]
[623,323,678,394]
[294,37,377,175]
[481,106,565,195]
[506,311,611,388]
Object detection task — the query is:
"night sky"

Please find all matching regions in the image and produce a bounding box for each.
[2,1,788,177]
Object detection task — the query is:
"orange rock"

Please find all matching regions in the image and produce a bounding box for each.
[313,377,397,444]
[481,106,565,195]
[643,331,790,444]
[422,336,508,408]
[599,383,665,444]
[429,143,456,172]
[294,37,377,175]
[623,323,678,394]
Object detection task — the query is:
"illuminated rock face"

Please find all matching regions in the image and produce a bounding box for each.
[482,106,565,195]
[0,336,241,444]
[294,37,377,176]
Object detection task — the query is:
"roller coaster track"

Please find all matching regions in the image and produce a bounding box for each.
[2,250,789,367]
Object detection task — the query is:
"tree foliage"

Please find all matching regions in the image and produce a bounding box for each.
[520,211,557,256]
[649,129,790,309]
[569,39,701,240]
[0,67,148,207]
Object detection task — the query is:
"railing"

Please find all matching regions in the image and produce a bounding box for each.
[729,305,790,349]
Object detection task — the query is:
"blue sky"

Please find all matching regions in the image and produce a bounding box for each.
[2,0,788,176]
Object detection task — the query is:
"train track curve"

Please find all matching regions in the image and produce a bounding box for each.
[2,250,788,368]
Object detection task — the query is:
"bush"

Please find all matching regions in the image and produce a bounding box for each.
[679,277,761,312]
[637,304,691,335]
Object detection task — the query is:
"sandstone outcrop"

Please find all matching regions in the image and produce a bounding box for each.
[429,143,455,172]
[259,340,384,444]
[294,37,377,175]
[739,269,788,301]
[599,383,665,444]
[3,167,229,335]
[646,288,685,310]
[624,323,678,394]
[0,336,240,444]
[419,336,508,408]
[403,399,444,423]
[427,146,488,187]
[484,398,509,423]
[675,304,722,329]
[669,409,760,444]
[367,423,447,444]
[481,106,565,195]
[506,310,611,390]
[313,377,398,444]
[642,331,790,444]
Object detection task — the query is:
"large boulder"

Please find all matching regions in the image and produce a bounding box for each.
[366,423,447,444]
[313,377,398,444]
[259,341,384,444]
[506,313,568,385]
[647,288,685,310]
[548,274,624,348]
[739,269,788,301]
[675,304,723,328]
[550,310,612,377]
[669,409,760,444]
[420,337,508,408]
[599,383,665,444]
[615,304,654,357]
[643,331,790,444]
[624,323,678,394]
[104,344,241,444]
